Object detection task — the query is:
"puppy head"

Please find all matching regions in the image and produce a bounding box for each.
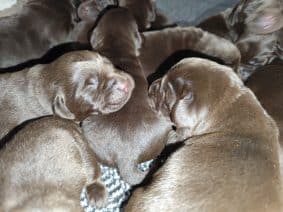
[90,7,142,56]
[229,0,283,39]
[77,0,117,22]
[119,0,156,30]
[50,51,135,121]
[149,58,243,132]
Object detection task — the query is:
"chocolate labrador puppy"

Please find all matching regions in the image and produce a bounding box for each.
[83,7,173,185]
[0,50,134,140]
[125,58,282,211]
[0,0,77,68]
[0,116,106,211]
[0,0,114,68]
[198,0,283,80]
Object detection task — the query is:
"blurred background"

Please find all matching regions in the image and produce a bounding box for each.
[156,0,238,25]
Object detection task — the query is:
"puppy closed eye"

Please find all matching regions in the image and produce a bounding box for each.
[85,77,99,90]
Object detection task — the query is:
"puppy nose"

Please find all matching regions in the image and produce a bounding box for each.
[117,80,130,93]
[107,78,130,93]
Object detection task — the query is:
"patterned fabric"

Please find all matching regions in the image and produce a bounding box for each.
[81,161,153,212]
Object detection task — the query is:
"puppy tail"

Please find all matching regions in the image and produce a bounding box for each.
[85,181,108,209]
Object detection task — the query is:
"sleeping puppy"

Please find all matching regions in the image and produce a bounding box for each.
[0,116,106,211]
[0,0,114,68]
[139,26,241,78]
[198,0,283,80]
[125,58,282,212]
[0,50,134,140]
[246,59,283,179]
[82,7,173,185]
[0,0,77,68]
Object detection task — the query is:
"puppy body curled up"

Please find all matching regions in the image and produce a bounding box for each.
[0,116,106,211]
[125,58,282,212]
[82,7,173,185]
[0,50,134,140]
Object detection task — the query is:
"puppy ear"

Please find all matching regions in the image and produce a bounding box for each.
[149,77,177,114]
[53,93,75,120]
[148,78,163,112]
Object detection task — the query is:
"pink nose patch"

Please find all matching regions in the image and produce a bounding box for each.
[118,81,129,93]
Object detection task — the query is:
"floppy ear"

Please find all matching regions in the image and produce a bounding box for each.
[149,77,176,115]
[148,78,163,112]
[53,92,75,120]
[246,9,283,34]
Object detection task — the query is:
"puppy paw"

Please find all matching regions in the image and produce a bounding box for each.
[85,181,108,209]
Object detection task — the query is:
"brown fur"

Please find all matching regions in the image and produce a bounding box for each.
[0,116,107,211]
[77,0,174,44]
[139,26,241,77]
[75,0,117,43]
[125,58,282,211]
[198,0,283,80]
[0,0,118,68]
[118,0,172,31]
[83,7,172,185]
[246,59,283,187]
[0,50,134,140]
[0,0,78,68]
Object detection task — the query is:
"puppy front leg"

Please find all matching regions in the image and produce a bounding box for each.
[118,158,148,186]
[76,138,108,208]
